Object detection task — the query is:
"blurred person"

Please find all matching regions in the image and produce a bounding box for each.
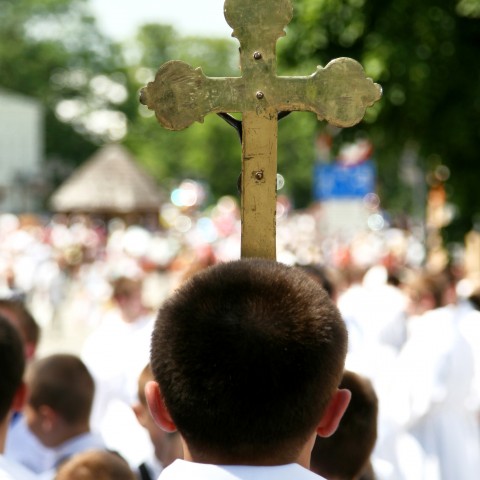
[0,315,37,479]
[55,450,135,480]
[1,296,54,474]
[336,266,432,480]
[81,276,154,465]
[388,270,480,479]
[338,265,408,359]
[24,354,105,479]
[132,364,182,480]
[456,281,480,415]
[310,370,378,480]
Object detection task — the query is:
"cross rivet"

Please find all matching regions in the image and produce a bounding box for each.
[256,91,264,100]
[253,51,262,60]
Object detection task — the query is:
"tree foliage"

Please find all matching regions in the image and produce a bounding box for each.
[277,0,480,238]
[0,0,125,186]
[124,23,320,208]
[123,25,243,200]
[1,0,479,241]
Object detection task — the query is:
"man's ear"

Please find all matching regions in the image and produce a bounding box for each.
[38,405,59,432]
[145,380,177,433]
[316,388,351,438]
[11,382,27,413]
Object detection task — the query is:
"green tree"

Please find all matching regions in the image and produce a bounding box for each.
[124,25,243,201]
[124,23,322,208]
[277,0,480,239]
[0,0,127,192]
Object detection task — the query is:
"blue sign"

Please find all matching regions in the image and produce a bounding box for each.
[313,160,376,200]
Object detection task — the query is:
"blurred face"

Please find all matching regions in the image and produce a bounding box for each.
[113,288,144,322]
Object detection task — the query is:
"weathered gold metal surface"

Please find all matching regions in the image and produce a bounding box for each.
[140,0,382,259]
[241,111,278,259]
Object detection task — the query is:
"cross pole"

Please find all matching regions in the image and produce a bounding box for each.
[140,0,382,260]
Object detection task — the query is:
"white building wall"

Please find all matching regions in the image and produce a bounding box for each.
[0,89,43,212]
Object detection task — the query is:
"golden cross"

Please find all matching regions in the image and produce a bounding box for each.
[140,0,382,260]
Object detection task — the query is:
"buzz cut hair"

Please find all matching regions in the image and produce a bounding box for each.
[150,258,348,462]
[27,354,95,425]
[310,370,378,479]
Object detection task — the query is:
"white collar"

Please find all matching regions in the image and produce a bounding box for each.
[159,459,326,480]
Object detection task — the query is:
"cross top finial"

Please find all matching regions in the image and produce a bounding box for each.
[224,0,293,44]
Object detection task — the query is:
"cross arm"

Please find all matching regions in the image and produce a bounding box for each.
[271,58,382,128]
[140,60,245,131]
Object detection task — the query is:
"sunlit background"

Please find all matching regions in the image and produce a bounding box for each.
[2,2,480,479]
[1,0,479,316]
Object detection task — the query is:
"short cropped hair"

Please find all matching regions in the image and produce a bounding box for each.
[0,298,40,347]
[150,259,348,462]
[28,354,94,424]
[0,315,25,420]
[310,370,378,480]
[55,450,135,480]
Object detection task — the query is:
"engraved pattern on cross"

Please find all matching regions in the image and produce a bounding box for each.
[140,0,382,259]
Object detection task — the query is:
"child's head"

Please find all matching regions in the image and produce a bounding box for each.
[310,370,378,480]
[111,276,145,322]
[147,259,349,464]
[55,450,135,480]
[0,314,26,424]
[132,364,182,466]
[24,354,95,447]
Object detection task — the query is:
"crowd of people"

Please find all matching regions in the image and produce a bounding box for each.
[1,203,480,479]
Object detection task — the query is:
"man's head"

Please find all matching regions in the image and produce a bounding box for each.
[24,354,95,447]
[147,259,349,464]
[0,314,26,425]
[310,370,378,480]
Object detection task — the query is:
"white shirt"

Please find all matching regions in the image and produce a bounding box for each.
[38,431,106,480]
[0,454,38,480]
[5,415,55,473]
[158,459,327,480]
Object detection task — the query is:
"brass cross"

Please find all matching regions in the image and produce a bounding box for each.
[140,0,382,259]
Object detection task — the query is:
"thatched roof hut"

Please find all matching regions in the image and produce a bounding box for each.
[50,144,163,218]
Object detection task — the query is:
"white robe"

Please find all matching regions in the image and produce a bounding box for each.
[339,278,413,480]
[81,310,155,465]
[456,300,480,411]
[5,416,55,473]
[391,305,480,480]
